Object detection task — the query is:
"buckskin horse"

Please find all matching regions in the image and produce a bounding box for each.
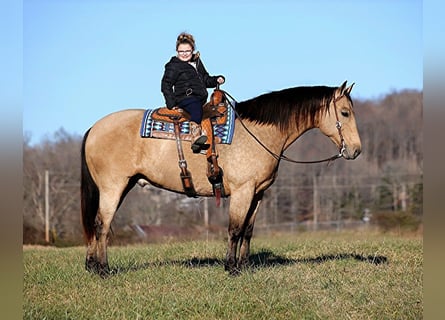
[81,80,361,276]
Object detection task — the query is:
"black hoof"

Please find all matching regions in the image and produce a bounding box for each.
[224,262,241,276]
[229,268,241,276]
[85,258,110,278]
[85,257,99,273]
[98,266,111,279]
[238,258,252,271]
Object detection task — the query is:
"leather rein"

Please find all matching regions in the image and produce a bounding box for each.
[220,89,346,165]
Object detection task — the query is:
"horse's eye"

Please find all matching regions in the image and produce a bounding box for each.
[341,110,350,118]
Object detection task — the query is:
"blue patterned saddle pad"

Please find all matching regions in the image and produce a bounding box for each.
[140,105,235,144]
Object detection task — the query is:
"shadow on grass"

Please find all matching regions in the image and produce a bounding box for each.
[180,250,388,268]
[250,249,388,266]
[108,250,387,276]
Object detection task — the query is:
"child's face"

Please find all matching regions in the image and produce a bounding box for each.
[177,43,193,62]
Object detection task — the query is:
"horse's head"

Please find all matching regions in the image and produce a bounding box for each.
[318,81,361,160]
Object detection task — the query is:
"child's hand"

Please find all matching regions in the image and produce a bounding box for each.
[217,77,225,84]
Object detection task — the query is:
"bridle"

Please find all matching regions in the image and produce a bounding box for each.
[220,89,347,165]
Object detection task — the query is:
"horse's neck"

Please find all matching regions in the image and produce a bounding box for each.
[283,125,315,151]
[240,120,311,154]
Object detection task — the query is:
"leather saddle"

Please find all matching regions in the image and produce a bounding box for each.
[151,90,228,125]
[150,89,228,204]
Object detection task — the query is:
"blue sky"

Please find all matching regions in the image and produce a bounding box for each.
[22,0,422,146]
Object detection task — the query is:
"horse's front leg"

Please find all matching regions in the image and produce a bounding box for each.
[225,223,242,275]
[225,187,255,275]
[238,191,264,270]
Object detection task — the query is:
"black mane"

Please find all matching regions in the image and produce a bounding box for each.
[235,86,337,131]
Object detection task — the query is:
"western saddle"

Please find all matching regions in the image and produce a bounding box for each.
[151,88,228,205]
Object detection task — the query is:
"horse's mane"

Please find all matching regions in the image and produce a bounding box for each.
[235,86,338,132]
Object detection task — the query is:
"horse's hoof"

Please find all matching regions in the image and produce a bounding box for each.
[85,257,99,273]
[225,262,241,276]
[229,268,241,276]
[238,259,252,271]
[98,268,110,279]
[85,258,110,278]
[97,263,110,278]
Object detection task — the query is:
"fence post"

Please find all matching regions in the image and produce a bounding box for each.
[313,174,319,231]
[45,170,49,243]
[204,197,209,227]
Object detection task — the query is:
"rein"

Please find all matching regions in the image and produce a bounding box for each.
[220,89,346,165]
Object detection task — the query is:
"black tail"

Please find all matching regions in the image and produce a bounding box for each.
[81,129,99,244]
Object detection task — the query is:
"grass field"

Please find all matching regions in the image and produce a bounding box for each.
[23,231,422,319]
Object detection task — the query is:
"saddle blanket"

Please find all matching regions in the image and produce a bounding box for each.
[140,105,235,144]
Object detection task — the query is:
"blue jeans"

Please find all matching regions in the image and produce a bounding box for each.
[178,97,203,124]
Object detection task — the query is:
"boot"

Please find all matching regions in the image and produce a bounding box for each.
[190,121,208,153]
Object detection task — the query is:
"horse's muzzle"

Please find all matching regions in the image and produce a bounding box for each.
[343,146,361,160]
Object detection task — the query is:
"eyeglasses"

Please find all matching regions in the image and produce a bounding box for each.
[177,50,192,55]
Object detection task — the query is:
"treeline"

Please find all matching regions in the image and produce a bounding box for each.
[23,89,422,245]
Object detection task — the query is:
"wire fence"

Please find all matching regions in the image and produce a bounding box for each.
[23,169,422,244]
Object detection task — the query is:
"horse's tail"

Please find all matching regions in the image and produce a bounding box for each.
[81,128,99,244]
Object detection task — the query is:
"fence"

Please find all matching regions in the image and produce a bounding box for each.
[254,170,422,230]
[23,169,422,244]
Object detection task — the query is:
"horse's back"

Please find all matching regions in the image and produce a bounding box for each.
[90,109,145,133]
[87,109,146,153]
[85,109,147,182]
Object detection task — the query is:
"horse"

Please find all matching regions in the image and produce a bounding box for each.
[81,80,361,276]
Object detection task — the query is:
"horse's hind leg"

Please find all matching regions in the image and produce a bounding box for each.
[92,189,122,277]
[85,236,98,272]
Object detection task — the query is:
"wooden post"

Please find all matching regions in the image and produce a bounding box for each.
[204,197,209,228]
[313,174,319,231]
[400,184,407,212]
[45,170,50,243]
[392,183,398,211]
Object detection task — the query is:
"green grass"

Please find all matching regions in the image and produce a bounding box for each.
[23,231,422,319]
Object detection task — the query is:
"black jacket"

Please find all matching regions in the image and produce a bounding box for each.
[161,54,223,109]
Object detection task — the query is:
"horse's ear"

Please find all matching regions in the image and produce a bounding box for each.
[335,80,348,99]
[345,82,355,95]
